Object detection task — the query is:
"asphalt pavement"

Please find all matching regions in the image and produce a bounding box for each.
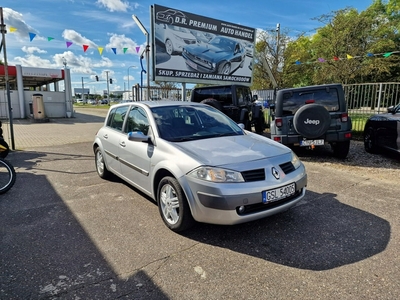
[1,107,399,299]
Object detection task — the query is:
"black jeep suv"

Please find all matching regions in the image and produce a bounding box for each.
[270,83,352,159]
[190,84,265,133]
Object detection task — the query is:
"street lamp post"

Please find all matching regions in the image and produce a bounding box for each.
[127,65,137,100]
[132,15,150,100]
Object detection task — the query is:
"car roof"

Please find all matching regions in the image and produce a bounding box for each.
[110,100,205,109]
[277,83,343,93]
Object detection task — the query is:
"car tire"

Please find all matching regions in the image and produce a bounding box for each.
[331,140,350,159]
[200,98,223,111]
[293,104,331,139]
[95,147,111,179]
[364,127,379,154]
[165,39,174,55]
[218,63,231,75]
[157,176,195,232]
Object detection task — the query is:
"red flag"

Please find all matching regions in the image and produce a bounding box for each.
[83,45,89,52]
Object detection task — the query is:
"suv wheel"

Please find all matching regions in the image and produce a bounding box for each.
[331,140,350,159]
[364,127,379,154]
[293,104,331,139]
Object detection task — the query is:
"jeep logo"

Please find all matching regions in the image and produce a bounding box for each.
[304,118,320,125]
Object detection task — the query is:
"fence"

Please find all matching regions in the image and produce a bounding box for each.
[254,83,400,132]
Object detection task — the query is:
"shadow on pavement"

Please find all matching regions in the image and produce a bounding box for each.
[183,190,390,271]
[0,150,169,299]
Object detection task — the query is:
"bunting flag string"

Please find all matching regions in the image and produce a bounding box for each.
[6,25,144,56]
[9,24,399,61]
[295,51,400,65]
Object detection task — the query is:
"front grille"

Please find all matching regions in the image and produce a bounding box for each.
[279,162,295,174]
[184,39,196,45]
[241,168,265,182]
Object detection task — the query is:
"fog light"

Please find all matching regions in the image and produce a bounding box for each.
[238,206,245,213]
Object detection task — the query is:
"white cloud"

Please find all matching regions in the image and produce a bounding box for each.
[106,33,144,55]
[96,0,130,12]
[21,46,47,54]
[13,54,53,68]
[3,7,37,40]
[62,29,98,48]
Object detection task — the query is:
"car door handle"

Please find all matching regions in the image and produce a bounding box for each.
[119,141,126,147]
[103,134,108,139]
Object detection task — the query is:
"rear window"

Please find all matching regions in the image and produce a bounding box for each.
[282,88,340,116]
[191,87,232,105]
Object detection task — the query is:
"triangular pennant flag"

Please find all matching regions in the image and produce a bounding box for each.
[83,45,89,52]
[112,48,117,54]
[346,54,353,59]
[295,60,301,65]
[98,47,104,55]
[47,37,54,41]
[318,58,325,62]
[29,32,36,42]
[135,46,140,53]
[366,53,374,57]
[383,52,392,58]
[333,56,339,61]
[124,47,128,54]
[9,27,17,33]
[66,41,73,48]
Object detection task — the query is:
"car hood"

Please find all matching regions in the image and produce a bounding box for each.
[172,133,290,166]
[186,44,229,61]
[374,112,400,121]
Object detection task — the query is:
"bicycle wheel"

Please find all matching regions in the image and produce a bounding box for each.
[0,158,16,194]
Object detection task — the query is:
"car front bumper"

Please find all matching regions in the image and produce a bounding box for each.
[179,165,307,225]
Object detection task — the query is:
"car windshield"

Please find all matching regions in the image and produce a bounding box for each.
[151,105,244,142]
[209,37,235,51]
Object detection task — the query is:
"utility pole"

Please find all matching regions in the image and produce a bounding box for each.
[0,7,15,150]
[106,71,110,105]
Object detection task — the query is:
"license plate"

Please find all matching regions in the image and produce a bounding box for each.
[300,139,324,147]
[262,183,296,204]
[186,60,197,70]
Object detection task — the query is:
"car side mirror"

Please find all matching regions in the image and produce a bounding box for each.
[128,131,151,143]
[387,106,395,113]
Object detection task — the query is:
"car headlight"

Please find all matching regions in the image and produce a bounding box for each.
[291,152,301,169]
[188,166,244,183]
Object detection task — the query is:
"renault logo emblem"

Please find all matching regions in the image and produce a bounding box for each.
[272,167,280,180]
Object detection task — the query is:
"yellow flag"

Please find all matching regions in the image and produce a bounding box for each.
[346,54,353,59]
[9,27,17,33]
[98,47,104,55]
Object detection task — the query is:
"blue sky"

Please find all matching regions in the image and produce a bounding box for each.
[2,0,372,94]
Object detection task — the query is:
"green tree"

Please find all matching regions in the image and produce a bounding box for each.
[267,1,400,87]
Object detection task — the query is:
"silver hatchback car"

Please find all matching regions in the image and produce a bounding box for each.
[93,101,307,232]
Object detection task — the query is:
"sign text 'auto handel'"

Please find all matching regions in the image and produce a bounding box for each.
[157,69,251,83]
[171,17,254,40]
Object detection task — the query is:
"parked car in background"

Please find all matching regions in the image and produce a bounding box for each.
[363,103,400,154]
[189,30,212,45]
[269,83,352,159]
[93,101,307,232]
[155,23,197,55]
[76,98,87,104]
[182,35,246,75]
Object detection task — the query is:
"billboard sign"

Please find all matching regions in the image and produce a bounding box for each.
[151,4,255,86]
